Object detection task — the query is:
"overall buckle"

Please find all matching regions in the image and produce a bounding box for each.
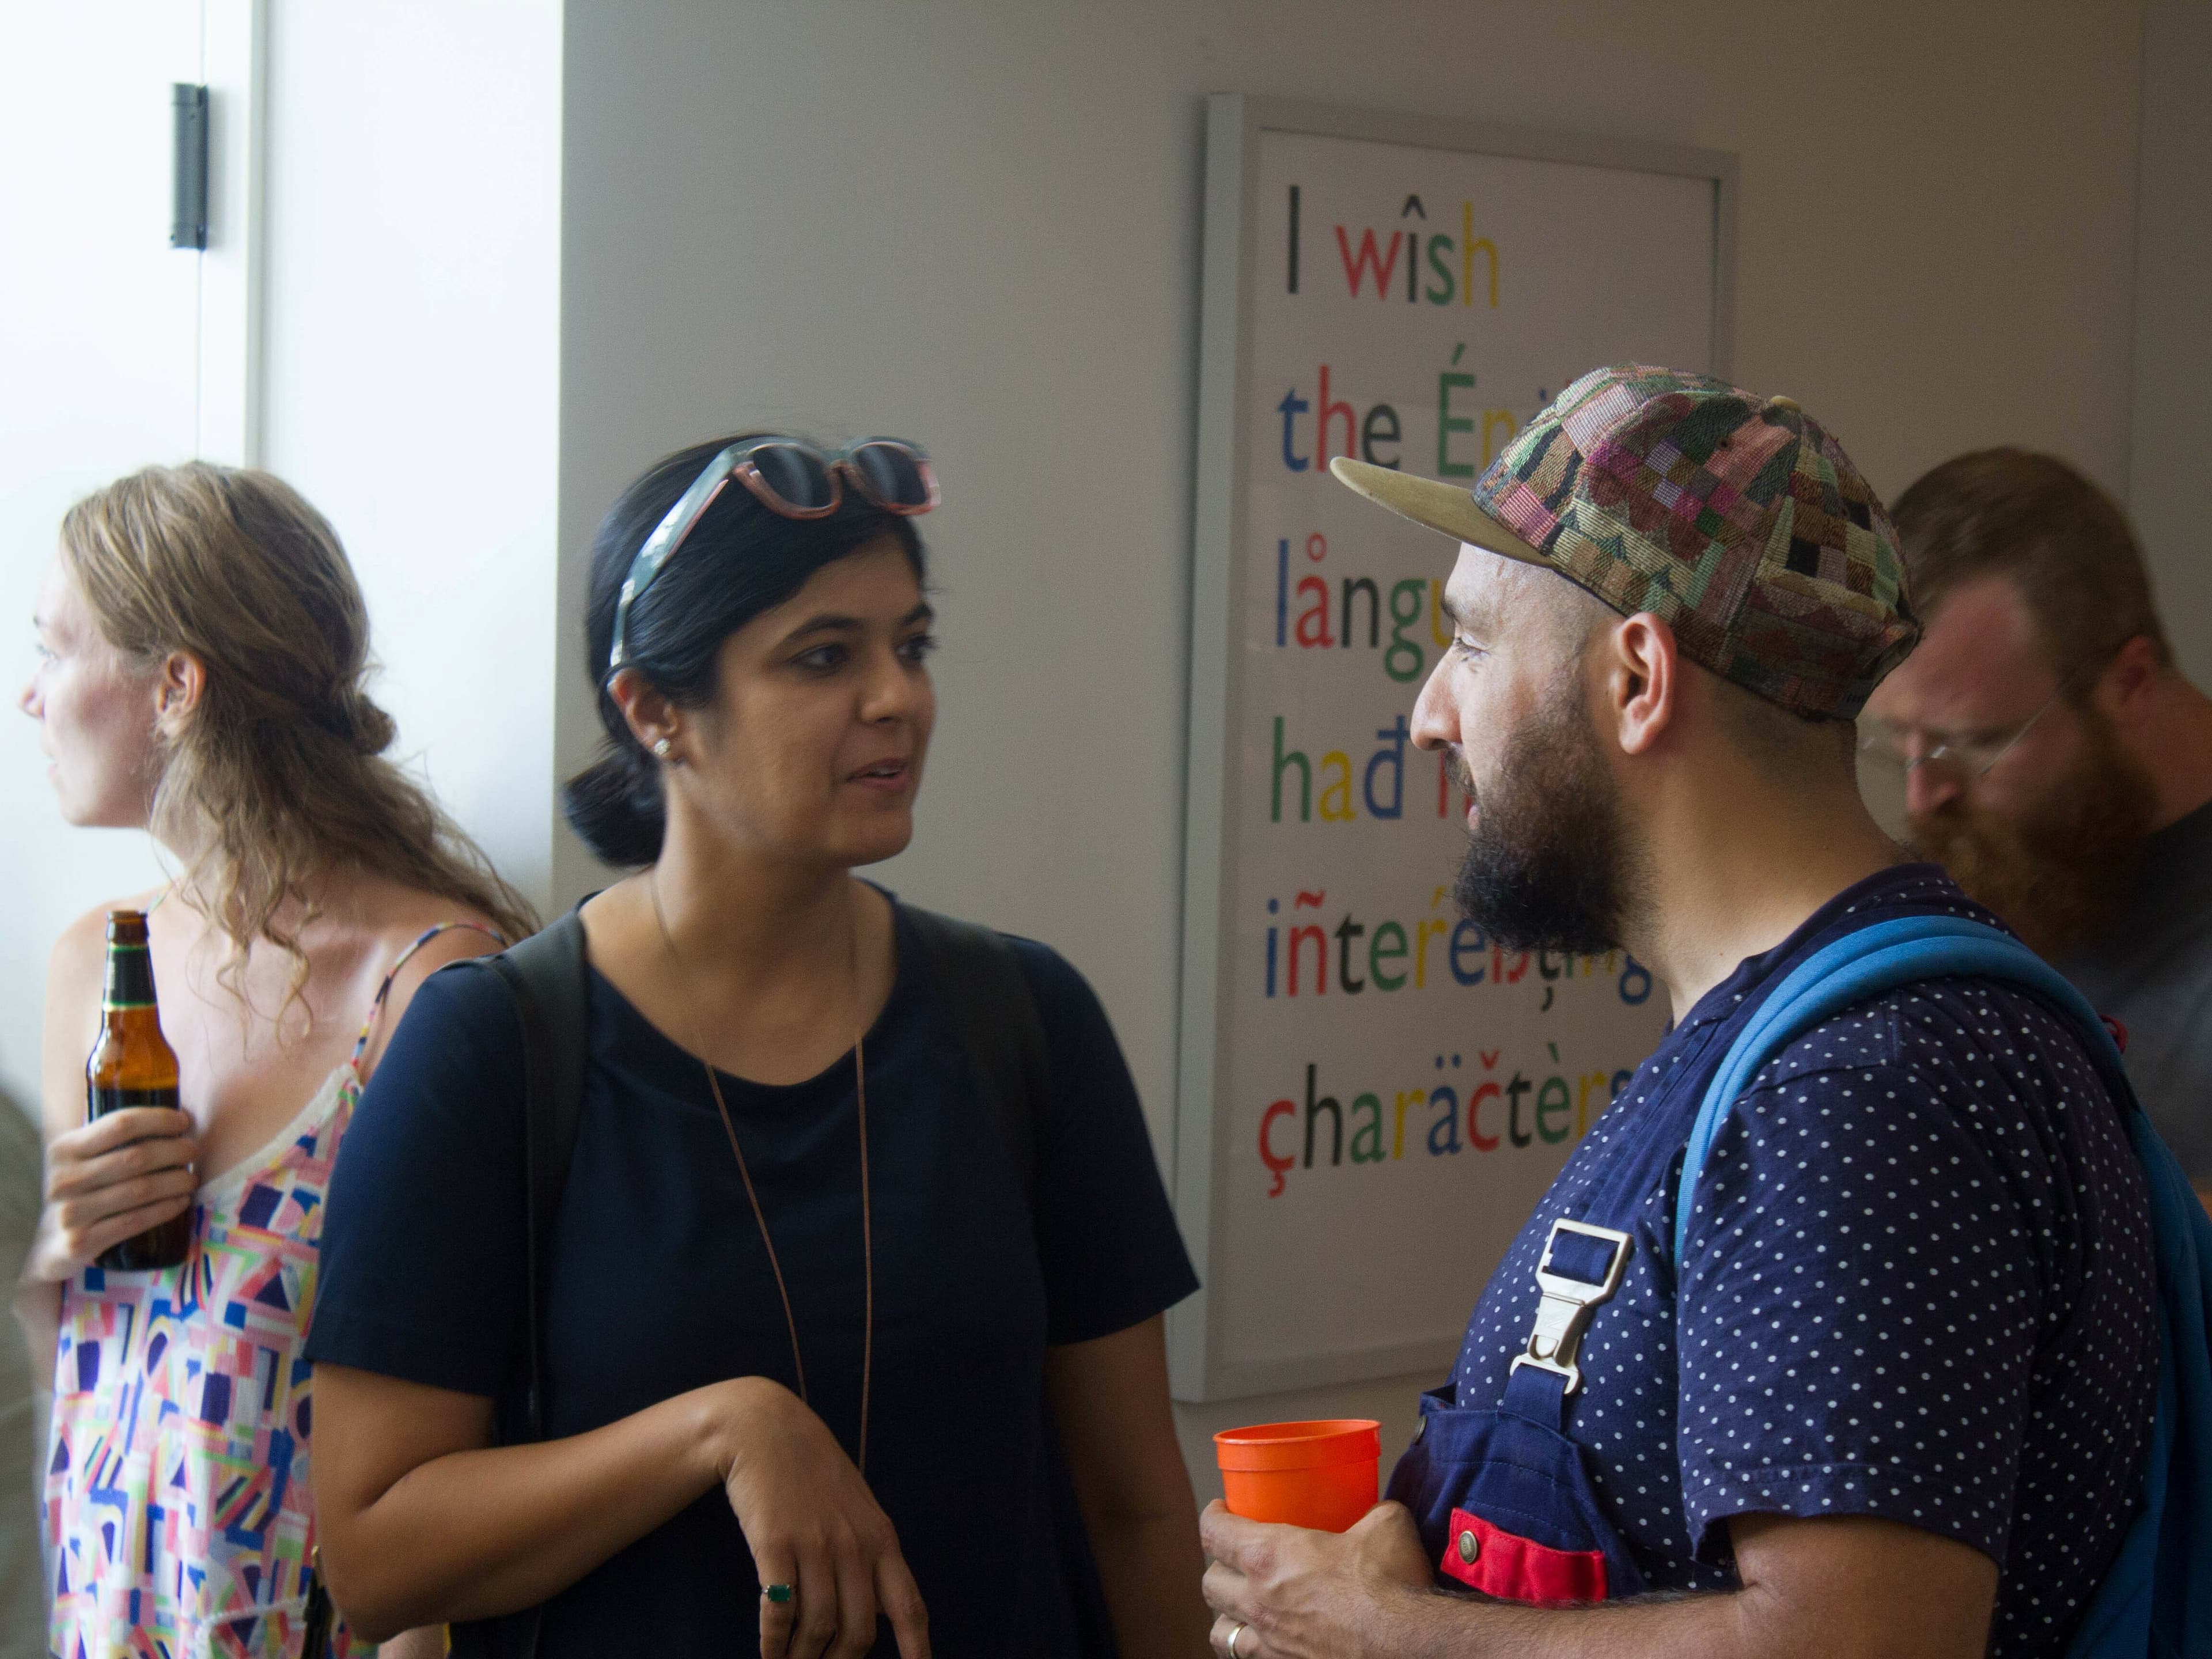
[1508,1218,1633,1396]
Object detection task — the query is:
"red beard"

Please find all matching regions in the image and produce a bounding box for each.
[1907,715,2156,960]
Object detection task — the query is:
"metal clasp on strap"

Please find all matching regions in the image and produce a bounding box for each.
[1508,1218,1633,1396]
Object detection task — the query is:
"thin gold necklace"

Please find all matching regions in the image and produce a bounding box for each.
[649,872,875,1475]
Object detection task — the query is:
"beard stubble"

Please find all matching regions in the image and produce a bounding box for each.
[1907,707,2156,960]
[1449,672,1634,956]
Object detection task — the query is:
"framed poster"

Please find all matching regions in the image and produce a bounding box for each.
[1172,94,1736,1401]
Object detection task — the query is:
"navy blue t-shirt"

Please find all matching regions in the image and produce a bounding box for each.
[308,902,1198,1657]
[1445,867,2156,1657]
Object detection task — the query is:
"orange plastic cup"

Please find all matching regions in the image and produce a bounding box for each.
[1214,1419,1382,1532]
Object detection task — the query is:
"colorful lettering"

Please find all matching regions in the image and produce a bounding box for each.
[1317,752,1357,821]
[1335,225,1403,298]
[1261,1099,1296,1196]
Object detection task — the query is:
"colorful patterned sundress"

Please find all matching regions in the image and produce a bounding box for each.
[46,924,497,1659]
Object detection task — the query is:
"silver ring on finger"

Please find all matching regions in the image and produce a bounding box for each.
[1228,1621,1249,1659]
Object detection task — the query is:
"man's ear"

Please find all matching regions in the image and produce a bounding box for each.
[1603,612,1677,756]
[152,652,206,738]
[2091,634,2164,730]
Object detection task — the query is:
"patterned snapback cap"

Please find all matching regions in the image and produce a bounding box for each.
[1331,364,1919,721]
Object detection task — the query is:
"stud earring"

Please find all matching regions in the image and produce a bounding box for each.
[652,738,672,759]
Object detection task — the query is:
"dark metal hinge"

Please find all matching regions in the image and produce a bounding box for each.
[172,83,209,251]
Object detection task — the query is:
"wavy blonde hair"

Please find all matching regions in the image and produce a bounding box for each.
[60,463,537,999]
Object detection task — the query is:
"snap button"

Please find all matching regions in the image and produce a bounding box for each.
[1412,1417,1427,1444]
[1457,1528,1480,1564]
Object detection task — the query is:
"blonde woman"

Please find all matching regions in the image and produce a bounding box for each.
[17,463,535,1658]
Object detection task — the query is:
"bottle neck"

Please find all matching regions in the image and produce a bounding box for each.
[103,942,158,1018]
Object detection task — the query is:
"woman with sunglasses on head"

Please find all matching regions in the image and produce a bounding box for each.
[307,435,1210,1659]
[17,463,533,1658]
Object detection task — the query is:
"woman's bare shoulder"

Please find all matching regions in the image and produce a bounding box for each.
[340,869,514,952]
[47,886,167,979]
[375,887,514,993]
[351,878,530,1075]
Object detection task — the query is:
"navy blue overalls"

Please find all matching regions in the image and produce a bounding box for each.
[1384,889,1964,1602]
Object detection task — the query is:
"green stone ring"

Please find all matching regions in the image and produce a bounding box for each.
[763,1584,796,1605]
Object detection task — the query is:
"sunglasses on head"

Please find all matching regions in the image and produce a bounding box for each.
[606,437,939,672]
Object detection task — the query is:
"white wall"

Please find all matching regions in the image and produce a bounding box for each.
[2131,0,2212,685]
[261,0,564,921]
[556,0,2152,1491]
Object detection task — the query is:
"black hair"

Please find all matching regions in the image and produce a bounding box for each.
[562,433,928,866]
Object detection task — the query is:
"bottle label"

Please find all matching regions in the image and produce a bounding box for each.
[102,944,157,1012]
[88,1084,182,1118]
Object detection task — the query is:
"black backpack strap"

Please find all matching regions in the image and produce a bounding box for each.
[903,904,1047,1209]
[453,910,590,1659]
[482,910,590,1438]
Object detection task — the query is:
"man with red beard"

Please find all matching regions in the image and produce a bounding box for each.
[1862,450,2212,1206]
[1198,369,2156,1659]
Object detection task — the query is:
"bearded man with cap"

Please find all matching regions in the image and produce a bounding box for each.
[1199,368,2156,1659]
[1859,450,2212,1212]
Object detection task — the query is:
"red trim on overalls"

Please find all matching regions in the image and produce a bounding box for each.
[1436,1508,1609,1604]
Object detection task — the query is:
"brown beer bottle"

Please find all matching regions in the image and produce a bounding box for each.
[85,910,192,1271]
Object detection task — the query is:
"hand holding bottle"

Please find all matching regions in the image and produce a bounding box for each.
[28,909,198,1281]
[28,1107,198,1282]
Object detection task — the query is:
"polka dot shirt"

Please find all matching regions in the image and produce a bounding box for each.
[1449,868,2157,1657]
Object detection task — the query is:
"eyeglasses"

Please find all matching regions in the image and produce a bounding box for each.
[606,437,939,672]
[1860,684,2067,782]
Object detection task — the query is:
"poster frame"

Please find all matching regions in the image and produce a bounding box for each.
[1170,92,1738,1403]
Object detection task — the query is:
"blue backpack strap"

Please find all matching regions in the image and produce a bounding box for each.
[2069,1109,2212,1657]
[1671,912,2212,1656]
[1670,914,2109,1262]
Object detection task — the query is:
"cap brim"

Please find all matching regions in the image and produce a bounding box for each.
[1329,456,1548,566]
